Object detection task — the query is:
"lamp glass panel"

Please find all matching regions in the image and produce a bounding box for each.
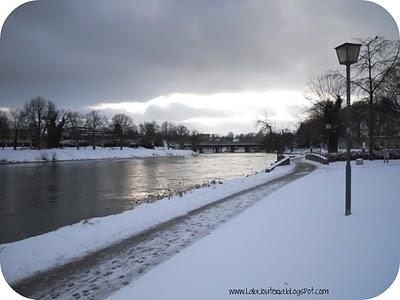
[335,46,348,65]
[347,44,361,64]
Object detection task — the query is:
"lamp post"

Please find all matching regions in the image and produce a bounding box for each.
[335,42,361,216]
[325,123,331,153]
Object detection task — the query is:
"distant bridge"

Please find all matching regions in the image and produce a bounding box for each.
[197,141,263,153]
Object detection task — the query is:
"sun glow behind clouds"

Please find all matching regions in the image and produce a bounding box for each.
[89,91,308,133]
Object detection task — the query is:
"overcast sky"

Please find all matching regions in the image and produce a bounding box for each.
[0,0,398,133]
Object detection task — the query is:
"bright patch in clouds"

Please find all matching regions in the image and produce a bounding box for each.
[89,91,308,133]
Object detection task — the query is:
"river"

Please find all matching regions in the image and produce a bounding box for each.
[0,153,276,243]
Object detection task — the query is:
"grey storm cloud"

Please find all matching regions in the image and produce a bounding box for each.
[138,102,230,122]
[0,0,398,110]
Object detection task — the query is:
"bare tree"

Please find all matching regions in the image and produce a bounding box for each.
[256,115,273,135]
[256,115,275,155]
[337,36,400,159]
[377,60,400,110]
[139,121,159,148]
[85,110,107,149]
[227,131,234,141]
[175,124,189,148]
[256,115,293,159]
[45,102,70,148]
[160,121,174,148]
[125,123,139,142]
[304,73,346,104]
[111,113,133,149]
[24,97,48,149]
[190,130,200,152]
[10,108,27,150]
[304,73,345,153]
[0,111,10,149]
[68,111,84,149]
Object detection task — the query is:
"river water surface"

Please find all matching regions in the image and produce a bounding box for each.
[0,153,276,243]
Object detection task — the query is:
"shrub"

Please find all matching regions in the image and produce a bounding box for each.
[39,151,48,161]
[51,152,57,162]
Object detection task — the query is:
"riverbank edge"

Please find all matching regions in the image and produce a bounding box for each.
[0,147,195,165]
[0,159,300,285]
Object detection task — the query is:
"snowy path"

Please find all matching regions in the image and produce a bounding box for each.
[107,160,400,300]
[13,161,315,300]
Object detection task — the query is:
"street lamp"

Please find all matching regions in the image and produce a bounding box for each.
[325,123,331,154]
[335,42,361,216]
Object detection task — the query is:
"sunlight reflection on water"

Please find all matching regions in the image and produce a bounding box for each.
[0,153,276,243]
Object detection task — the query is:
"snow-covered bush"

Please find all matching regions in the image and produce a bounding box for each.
[39,151,49,161]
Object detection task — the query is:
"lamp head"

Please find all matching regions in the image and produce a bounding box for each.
[335,43,361,65]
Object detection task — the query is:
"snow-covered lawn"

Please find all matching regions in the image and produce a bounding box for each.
[108,160,400,300]
[0,147,193,164]
[0,163,295,284]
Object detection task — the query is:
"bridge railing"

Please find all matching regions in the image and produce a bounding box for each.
[305,153,329,165]
[265,155,290,172]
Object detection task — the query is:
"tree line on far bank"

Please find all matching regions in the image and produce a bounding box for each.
[0,95,294,154]
[0,97,201,151]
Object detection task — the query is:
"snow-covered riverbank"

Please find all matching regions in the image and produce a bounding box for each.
[0,147,193,164]
[108,159,400,300]
[0,162,295,284]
